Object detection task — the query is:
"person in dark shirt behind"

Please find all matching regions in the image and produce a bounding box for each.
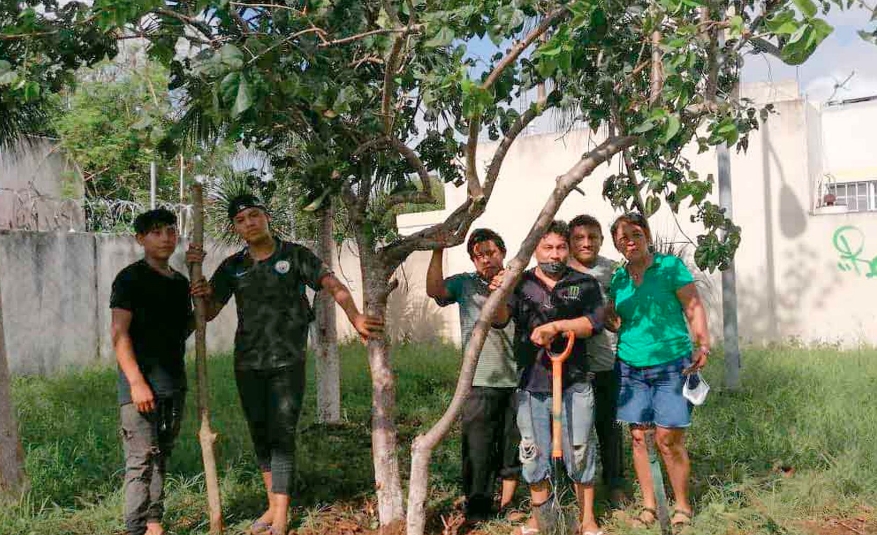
[188,193,383,535]
[111,209,193,535]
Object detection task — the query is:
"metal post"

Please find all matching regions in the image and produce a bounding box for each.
[150,160,157,209]
[717,142,741,390]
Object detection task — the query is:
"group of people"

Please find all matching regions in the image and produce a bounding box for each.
[429,213,710,535]
[110,191,709,535]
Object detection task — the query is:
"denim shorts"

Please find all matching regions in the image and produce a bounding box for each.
[616,356,692,428]
[515,382,597,485]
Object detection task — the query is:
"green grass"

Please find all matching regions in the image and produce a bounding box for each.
[1,343,875,535]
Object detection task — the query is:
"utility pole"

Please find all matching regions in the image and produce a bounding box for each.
[717,142,741,390]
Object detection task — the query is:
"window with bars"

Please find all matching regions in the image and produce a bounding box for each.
[827,180,877,212]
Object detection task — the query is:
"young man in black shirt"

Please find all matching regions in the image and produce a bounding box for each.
[189,193,383,535]
[494,221,606,535]
[111,209,193,535]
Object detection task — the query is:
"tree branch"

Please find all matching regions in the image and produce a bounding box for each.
[464,125,483,202]
[319,25,424,48]
[229,2,304,15]
[650,27,664,105]
[155,8,216,43]
[482,6,570,91]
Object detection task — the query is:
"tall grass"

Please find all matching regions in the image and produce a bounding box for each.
[1,343,875,535]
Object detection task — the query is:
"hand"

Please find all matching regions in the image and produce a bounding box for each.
[130,381,156,413]
[190,277,213,299]
[353,313,385,342]
[683,346,709,375]
[530,322,560,347]
[488,269,506,292]
[186,244,206,265]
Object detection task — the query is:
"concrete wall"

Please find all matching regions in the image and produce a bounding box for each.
[0,138,86,231]
[0,231,239,375]
[397,85,877,349]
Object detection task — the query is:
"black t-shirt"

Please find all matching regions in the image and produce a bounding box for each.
[110,260,192,405]
[210,239,331,370]
[508,267,604,393]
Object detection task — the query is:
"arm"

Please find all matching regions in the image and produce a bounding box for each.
[320,273,384,340]
[426,249,451,300]
[530,314,599,347]
[189,278,225,322]
[111,309,155,413]
[604,299,621,333]
[676,282,710,371]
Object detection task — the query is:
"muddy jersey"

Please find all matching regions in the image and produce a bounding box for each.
[211,239,331,370]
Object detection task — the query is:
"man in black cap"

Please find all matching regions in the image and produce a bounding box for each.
[189,193,382,535]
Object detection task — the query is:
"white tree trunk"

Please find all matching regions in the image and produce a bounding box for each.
[315,203,341,423]
[360,249,406,528]
[406,135,637,535]
[0,266,28,500]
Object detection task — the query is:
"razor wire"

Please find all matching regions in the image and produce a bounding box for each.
[0,186,194,235]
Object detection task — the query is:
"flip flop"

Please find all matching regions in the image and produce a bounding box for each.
[511,524,540,535]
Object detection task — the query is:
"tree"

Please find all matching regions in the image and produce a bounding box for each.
[55,0,846,531]
[52,52,178,203]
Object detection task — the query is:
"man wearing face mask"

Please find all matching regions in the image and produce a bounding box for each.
[427,228,520,523]
[494,220,606,535]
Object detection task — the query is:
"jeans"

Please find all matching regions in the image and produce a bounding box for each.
[616,356,692,428]
[235,365,306,495]
[461,386,521,519]
[516,382,597,485]
[121,394,185,535]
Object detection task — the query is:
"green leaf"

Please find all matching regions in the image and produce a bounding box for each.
[425,26,455,48]
[664,114,681,143]
[219,44,245,69]
[632,120,657,134]
[859,29,877,45]
[303,189,330,212]
[793,0,818,19]
[232,75,252,117]
[765,11,800,35]
[645,196,661,217]
[729,15,744,38]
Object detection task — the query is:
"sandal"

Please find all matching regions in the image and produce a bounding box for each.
[249,521,271,535]
[511,525,540,535]
[631,507,657,528]
[671,508,693,527]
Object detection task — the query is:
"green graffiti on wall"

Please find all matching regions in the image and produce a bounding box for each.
[833,226,877,278]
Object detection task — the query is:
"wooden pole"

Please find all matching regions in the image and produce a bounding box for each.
[188,182,224,534]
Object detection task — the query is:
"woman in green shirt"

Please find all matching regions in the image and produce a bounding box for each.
[606,213,710,529]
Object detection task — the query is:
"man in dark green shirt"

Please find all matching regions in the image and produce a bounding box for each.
[189,193,382,535]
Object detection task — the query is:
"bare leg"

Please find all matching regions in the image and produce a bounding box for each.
[145,521,164,535]
[629,426,657,521]
[514,481,549,533]
[500,478,518,509]
[654,427,692,522]
[574,483,599,533]
[255,471,276,528]
[272,493,290,535]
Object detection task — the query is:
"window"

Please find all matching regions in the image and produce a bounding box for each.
[827,180,877,212]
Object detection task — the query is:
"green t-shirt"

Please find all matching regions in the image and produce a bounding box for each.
[609,253,694,368]
[435,273,517,388]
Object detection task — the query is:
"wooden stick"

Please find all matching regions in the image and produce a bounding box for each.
[189,182,224,534]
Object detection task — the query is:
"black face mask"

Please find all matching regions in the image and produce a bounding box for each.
[538,261,566,276]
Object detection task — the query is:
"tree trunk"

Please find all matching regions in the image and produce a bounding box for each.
[315,203,341,423]
[359,243,406,528]
[406,135,637,535]
[0,272,28,501]
[189,183,224,534]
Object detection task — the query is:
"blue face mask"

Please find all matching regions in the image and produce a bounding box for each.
[538,261,566,276]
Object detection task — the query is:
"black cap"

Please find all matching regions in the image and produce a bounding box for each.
[227,193,267,220]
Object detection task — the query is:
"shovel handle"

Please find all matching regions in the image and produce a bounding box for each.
[549,331,576,459]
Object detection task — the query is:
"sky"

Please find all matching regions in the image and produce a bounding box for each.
[740,4,877,103]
